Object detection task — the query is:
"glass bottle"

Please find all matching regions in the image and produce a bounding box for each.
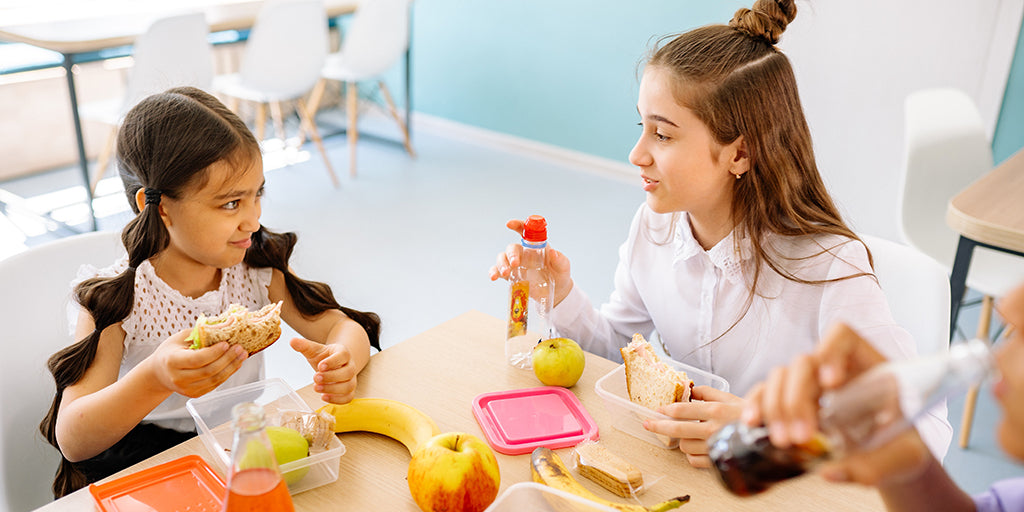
[506,215,557,369]
[708,338,994,496]
[223,402,295,512]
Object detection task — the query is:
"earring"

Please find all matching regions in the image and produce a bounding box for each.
[734,173,742,180]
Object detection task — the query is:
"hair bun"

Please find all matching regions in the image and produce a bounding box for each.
[729,0,797,45]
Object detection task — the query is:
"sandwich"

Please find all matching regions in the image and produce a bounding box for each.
[620,333,693,410]
[187,302,283,355]
[574,442,644,497]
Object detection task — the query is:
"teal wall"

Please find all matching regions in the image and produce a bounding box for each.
[405,2,1024,166]
[405,1,745,163]
[993,16,1024,165]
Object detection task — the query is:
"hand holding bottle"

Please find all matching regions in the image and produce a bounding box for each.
[738,323,941,487]
[489,218,574,307]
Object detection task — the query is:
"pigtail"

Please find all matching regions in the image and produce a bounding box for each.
[245,228,381,351]
[40,205,168,497]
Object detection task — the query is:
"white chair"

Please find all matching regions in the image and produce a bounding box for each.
[80,12,213,195]
[860,234,950,359]
[901,88,1024,447]
[214,0,339,187]
[0,231,124,511]
[306,0,415,177]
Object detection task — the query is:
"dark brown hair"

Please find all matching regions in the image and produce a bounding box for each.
[39,87,380,497]
[646,0,872,340]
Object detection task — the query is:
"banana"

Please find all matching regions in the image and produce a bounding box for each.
[531,447,689,512]
[317,398,441,455]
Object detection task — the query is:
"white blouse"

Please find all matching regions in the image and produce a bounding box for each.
[550,204,952,459]
[74,258,272,432]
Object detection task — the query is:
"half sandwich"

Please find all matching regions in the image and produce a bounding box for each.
[620,333,693,410]
[187,302,283,355]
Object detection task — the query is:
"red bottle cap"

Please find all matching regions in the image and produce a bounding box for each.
[523,215,547,242]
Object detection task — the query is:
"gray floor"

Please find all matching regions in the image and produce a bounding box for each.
[0,110,1019,495]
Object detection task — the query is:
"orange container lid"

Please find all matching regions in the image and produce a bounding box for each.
[89,454,226,512]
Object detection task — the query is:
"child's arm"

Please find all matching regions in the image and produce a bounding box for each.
[55,308,248,462]
[269,269,371,404]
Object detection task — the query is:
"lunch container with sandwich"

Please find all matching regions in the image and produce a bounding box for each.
[594,359,729,449]
[186,378,344,494]
[484,482,618,512]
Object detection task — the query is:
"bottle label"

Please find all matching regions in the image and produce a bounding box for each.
[507,281,529,338]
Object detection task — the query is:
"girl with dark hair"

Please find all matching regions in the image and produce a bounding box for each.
[40,86,381,497]
[490,0,950,467]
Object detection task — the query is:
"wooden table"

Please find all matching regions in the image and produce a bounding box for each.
[946,147,1024,339]
[0,0,379,230]
[33,311,886,511]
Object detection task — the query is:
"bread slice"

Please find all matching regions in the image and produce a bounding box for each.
[620,333,692,410]
[574,442,643,497]
[187,302,283,355]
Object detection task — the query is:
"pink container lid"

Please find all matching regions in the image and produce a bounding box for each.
[472,386,599,455]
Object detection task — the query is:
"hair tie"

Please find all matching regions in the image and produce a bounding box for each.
[125,265,137,274]
[144,188,163,206]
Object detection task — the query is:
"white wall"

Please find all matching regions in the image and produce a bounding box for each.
[782,0,1023,240]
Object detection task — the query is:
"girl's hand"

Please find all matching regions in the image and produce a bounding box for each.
[742,323,933,486]
[488,219,574,306]
[644,386,745,468]
[149,330,248,398]
[291,337,358,404]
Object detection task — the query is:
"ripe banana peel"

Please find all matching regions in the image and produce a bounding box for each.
[317,398,441,455]
[531,447,689,512]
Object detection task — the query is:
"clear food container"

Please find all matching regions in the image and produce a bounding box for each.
[186,378,344,494]
[594,360,729,449]
[485,482,618,512]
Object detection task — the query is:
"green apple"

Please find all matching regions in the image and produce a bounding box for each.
[531,337,586,387]
[407,432,500,512]
[240,426,310,485]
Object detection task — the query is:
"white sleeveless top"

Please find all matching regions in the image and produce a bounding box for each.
[73,257,273,432]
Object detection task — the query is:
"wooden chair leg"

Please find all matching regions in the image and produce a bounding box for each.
[346,81,359,178]
[295,99,339,188]
[90,127,117,196]
[296,79,329,147]
[307,78,327,118]
[270,101,286,142]
[378,81,415,158]
[959,294,994,448]
[255,102,267,141]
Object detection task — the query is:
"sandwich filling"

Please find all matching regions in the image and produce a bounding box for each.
[187,302,283,355]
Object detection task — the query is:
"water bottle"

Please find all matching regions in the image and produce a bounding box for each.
[506,215,556,369]
[223,402,295,512]
[708,338,994,496]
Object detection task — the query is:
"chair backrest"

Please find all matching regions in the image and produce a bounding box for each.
[0,231,124,511]
[860,233,950,357]
[900,88,993,269]
[336,0,411,78]
[122,12,213,113]
[239,0,328,100]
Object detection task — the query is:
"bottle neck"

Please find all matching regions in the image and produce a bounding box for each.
[522,239,547,250]
[228,402,279,474]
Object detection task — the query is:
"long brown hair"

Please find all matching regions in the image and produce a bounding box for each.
[40,87,381,497]
[646,0,872,339]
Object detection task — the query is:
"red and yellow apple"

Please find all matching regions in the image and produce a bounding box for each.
[407,432,500,512]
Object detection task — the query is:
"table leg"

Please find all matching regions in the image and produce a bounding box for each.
[62,53,98,231]
[949,236,976,341]
[404,8,412,142]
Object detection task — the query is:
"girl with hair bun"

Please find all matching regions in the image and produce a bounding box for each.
[490,0,951,467]
[40,86,380,497]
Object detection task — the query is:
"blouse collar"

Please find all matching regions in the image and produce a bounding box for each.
[674,213,752,285]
